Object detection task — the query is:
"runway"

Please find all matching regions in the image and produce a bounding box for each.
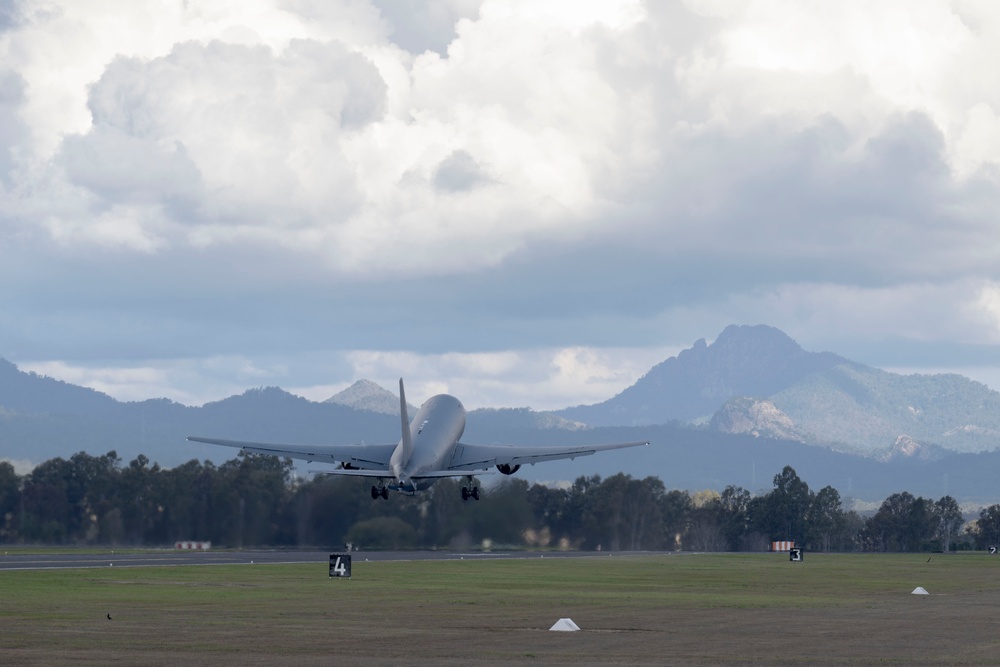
[0,548,630,571]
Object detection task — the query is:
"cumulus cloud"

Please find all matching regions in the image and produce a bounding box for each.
[432,149,491,192]
[0,69,26,189]
[372,0,482,55]
[330,345,677,410]
[8,0,998,274]
[4,0,1000,407]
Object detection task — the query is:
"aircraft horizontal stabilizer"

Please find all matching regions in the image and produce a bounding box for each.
[315,468,490,479]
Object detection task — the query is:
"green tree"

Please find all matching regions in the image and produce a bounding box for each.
[750,466,813,545]
[933,496,963,552]
[863,492,938,552]
[346,516,418,549]
[526,483,574,547]
[211,453,294,547]
[0,461,21,542]
[687,491,726,551]
[419,477,484,548]
[119,454,162,544]
[577,474,668,551]
[20,457,75,542]
[661,489,693,551]
[291,476,370,548]
[157,459,215,544]
[973,504,1000,550]
[467,478,533,546]
[807,486,844,552]
[717,485,750,551]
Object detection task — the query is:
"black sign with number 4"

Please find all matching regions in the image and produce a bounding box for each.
[329,553,352,578]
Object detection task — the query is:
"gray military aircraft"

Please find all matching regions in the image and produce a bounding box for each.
[188,379,648,500]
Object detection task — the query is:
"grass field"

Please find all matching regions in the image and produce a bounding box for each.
[2,552,1000,665]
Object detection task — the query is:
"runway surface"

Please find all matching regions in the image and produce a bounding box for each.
[0,548,634,571]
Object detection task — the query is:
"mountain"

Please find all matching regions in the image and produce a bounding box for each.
[467,407,586,432]
[0,367,399,472]
[556,324,1000,458]
[708,397,807,442]
[768,365,1000,455]
[0,357,121,417]
[558,325,848,426]
[326,380,417,415]
[5,324,1000,502]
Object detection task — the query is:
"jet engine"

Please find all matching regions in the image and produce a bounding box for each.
[496,463,521,475]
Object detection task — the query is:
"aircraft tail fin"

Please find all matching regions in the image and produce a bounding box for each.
[398,378,414,461]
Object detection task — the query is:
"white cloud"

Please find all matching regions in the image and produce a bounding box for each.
[1,0,655,273]
[341,345,675,409]
[371,0,482,55]
[639,279,1000,350]
[4,1,1000,411]
[18,345,675,410]
[974,281,1000,340]
[5,0,1000,275]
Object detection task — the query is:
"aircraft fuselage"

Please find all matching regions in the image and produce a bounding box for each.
[391,394,467,493]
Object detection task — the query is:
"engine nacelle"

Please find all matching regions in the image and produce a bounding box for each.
[496,463,521,475]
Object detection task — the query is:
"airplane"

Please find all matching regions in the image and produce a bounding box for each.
[188,379,648,500]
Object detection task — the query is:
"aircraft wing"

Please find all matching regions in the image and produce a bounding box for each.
[315,469,488,479]
[445,440,649,471]
[186,436,397,469]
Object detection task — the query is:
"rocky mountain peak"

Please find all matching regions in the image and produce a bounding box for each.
[325,380,414,415]
[877,434,945,462]
[558,324,847,426]
[709,396,805,442]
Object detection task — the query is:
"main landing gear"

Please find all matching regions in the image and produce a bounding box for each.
[461,477,480,501]
[370,484,388,500]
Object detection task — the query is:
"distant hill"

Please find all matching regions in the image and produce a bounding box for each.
[466,407,586,432]
[557,325,847,426]
[0,357,121,417]
[326,379,416,415]
[555,324,1000,457]
[5,323,1000,502]
[0,366,399,471]
[768,365,1000,455]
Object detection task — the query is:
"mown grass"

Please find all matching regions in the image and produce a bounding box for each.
[2,552,1000,666]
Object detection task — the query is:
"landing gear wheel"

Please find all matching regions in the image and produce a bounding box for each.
[471,486,480,501]
[381,486,389,500]
[461,486,470,501]
[371,485,379,500]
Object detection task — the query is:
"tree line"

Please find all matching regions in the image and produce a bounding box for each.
[1,451,997,552]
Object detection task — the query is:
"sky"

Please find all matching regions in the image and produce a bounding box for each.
[3,0,1000,411]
